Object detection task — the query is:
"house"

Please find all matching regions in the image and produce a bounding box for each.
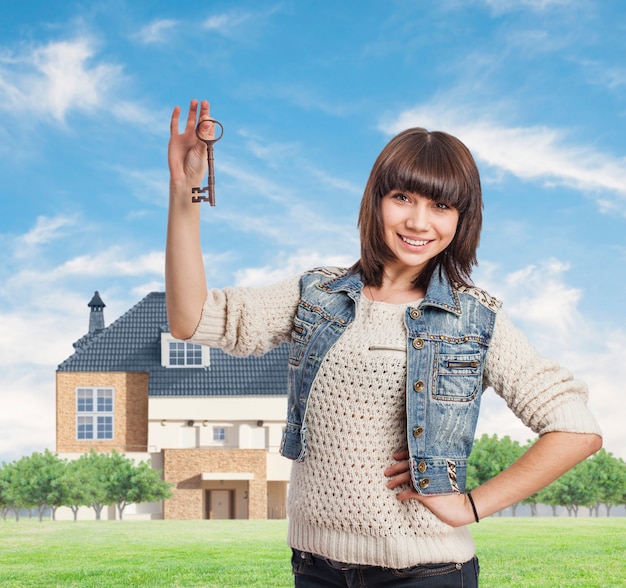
[56,291,291,520]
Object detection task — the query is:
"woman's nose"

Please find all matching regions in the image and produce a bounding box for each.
[406,202,430,231]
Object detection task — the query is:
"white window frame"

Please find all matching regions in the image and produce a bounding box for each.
[76,387,114,440]
[213,427,226,442]
[160,333,210,368]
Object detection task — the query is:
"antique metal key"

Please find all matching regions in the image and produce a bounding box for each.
[191,118,224,206]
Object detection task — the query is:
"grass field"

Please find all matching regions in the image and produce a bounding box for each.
[0,517,624,587]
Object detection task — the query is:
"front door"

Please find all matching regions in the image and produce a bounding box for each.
[206,489,235,519]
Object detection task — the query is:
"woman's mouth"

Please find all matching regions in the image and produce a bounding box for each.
[401,235,429,246]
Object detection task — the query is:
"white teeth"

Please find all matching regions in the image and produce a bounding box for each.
[402,236,429,246]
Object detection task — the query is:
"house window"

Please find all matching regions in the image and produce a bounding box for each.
[213,427,226,442]
[169,341,203,366]
[76,388,114,440]
[161,334,210,368]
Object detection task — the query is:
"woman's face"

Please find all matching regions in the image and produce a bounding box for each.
[380,190,459,277]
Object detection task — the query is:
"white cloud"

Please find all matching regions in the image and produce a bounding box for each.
[55,248,164,278]
[500,259,582,339]
[383,101,626,211]
[476,258,584,346]
[132,19,179,44]
[15,214,78,250]
[0,297,84,366]
[109,100,165,131]
[0,36,158,129]
[0,37,122,122]
[202,5,282,42]
[582,59,626,91]
[0,366,56,462]
[3,249,164,301]
[131,280,165,299]
[203,13,250,31]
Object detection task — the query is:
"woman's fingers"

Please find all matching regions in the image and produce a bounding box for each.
[185,99,199,132]
[170,105,181,136]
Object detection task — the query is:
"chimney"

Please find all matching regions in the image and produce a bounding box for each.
[87,291,106,334]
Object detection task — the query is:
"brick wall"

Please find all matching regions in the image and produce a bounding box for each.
[163,448,267,520]
[56,371,149,453]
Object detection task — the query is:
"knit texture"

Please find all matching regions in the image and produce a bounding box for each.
[286,296,475,566]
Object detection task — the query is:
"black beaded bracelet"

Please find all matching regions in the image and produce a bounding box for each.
[467,492,480,523]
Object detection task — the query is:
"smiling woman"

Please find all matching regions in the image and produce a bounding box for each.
[354,127,483,298]
[164,99,602,588]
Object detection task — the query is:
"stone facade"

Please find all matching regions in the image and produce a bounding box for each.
[163,448,268,520]
[56,371,149,453]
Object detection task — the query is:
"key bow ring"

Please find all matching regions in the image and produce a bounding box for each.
[192,118,224,206]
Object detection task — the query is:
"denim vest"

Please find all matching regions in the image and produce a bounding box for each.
[280,266,501,496]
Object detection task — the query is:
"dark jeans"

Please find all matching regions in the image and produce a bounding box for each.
[292,549,479,588]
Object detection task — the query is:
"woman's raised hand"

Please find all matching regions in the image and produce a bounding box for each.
[168,99,212,189]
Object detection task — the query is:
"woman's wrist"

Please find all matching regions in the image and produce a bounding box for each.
[467,492,480,523]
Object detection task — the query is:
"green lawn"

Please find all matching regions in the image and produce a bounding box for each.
[0,517,623,587]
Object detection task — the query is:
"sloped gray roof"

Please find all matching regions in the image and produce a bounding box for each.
[57,292,289,397]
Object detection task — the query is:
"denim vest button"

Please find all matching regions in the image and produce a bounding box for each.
[419,478,430,489]
[409,308,421,319]
[417,461,427,473]
[412,338,424,349]
[413,380,425,393]
[413,426,424,438]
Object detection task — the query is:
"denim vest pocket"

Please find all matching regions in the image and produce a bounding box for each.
[433,349,482,402]
[289,316,314,367]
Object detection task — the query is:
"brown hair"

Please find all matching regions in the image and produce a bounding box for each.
[352,127,483,289]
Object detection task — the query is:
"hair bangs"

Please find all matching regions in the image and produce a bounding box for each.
[377,131,475,213]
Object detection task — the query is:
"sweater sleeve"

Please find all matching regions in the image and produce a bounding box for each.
[186,273,302,357]
[483,310,602,436]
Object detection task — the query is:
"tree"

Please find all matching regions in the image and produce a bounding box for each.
[5,457,35,521]
[551,462,599,517]
[0,463,12,520]
[1,449,172,523]
[536,477,565,516]
[467,434,524,515]
[63,450,173,521]
[104,451,138,520]
[62,458,95,521]
[586,449,626,516]
[75,450,114,520]
[105,452,173,520]
[14,450,67,521]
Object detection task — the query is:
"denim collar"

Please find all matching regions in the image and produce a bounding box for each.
[318,266,462,315]
[421,267,462,315]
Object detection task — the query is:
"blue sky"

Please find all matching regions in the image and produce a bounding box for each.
[1,0,624,463]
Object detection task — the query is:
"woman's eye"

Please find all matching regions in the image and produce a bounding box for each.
[435,202,451,210]
[392,192,410,202]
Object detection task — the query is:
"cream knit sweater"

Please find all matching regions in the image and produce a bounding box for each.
[190,272,601,568]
